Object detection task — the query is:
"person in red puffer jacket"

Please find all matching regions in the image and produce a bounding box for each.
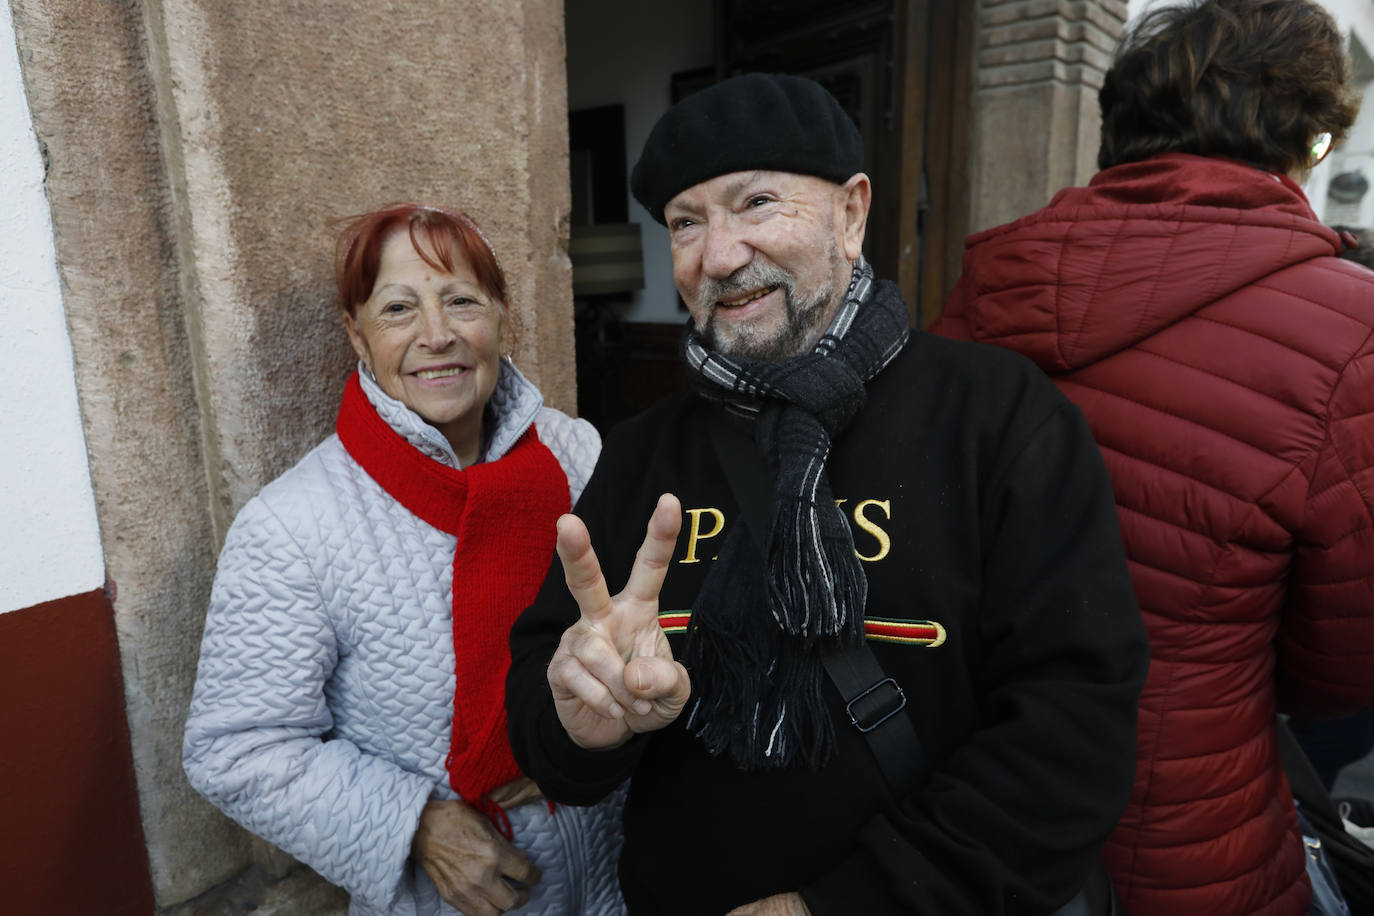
[933,1,1374,913]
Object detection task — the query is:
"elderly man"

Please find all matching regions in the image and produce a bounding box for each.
[507,73,1147,916]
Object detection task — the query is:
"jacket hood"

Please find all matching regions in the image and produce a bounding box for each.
[953,153,1342,371]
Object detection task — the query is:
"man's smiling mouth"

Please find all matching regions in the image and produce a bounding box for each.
[717,286,778,309]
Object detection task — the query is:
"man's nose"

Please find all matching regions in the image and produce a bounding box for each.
[700,220,751,280]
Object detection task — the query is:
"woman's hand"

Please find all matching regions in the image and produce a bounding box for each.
[485,776,543,809]
[726,892,812,915]
[412,799,541,916]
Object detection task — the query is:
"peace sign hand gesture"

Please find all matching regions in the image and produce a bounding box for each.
[546,493,692,750]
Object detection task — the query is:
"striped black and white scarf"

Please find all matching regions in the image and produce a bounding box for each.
[681,256,910,770]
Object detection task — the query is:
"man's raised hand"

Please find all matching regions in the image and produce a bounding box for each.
[546,493,691,749]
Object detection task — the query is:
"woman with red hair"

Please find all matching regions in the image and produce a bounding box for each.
[184,203,623,915]
[935,1,1374,913]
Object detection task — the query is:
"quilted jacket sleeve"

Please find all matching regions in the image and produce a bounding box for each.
[1277,329,1374,715]
[535,407,602,505]
[182,496,433,910]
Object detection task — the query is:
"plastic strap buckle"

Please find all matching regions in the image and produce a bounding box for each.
[845,677,907,734]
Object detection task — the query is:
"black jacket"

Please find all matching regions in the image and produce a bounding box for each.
[507,331,1148,915]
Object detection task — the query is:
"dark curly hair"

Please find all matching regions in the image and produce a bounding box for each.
[1098,0,1360,174]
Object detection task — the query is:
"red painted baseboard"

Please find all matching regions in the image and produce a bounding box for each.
[0,588,156,915]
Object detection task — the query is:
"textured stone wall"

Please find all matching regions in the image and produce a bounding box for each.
[969,0,1127,232]
[10,0,573,907]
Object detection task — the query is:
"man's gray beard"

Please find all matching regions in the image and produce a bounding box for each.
[695,254,844,362]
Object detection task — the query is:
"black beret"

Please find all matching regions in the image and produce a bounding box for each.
[630,72,863,225]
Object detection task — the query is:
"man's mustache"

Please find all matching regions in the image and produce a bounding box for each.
[697,263,794,311]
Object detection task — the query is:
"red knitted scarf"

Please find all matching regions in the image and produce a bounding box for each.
[336,373,569,829]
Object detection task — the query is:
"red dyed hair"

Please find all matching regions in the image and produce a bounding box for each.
[334,203,508,315]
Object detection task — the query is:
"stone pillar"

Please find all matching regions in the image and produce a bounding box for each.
[10,0,573,908]
[968,0,1127,232]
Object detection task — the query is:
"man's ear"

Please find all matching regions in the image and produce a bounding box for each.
[838,173,872,261]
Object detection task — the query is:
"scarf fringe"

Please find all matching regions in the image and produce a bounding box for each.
[767,491,869,638]
[684,607,839,770]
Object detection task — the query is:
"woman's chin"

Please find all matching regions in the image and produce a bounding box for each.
[404,386,478,423]
[416,402,479,430]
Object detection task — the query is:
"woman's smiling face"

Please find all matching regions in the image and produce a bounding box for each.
[344,228,504,464]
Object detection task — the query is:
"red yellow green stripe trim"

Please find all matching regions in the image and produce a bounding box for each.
[863,616,946,647]
[657,612,945,647]
[657,611,692,635]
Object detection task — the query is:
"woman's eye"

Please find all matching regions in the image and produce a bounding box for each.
[383,302,409,314]
[448,296,474,308]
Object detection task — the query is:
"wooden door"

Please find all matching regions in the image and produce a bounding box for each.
[718,0,972,325]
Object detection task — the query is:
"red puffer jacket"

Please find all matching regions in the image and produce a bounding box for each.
[933,153,1374,916]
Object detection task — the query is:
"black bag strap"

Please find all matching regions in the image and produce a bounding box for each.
[818,644,923,796]
[704,406,923,797]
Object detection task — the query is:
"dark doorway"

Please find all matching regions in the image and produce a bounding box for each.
[564,0,973,432]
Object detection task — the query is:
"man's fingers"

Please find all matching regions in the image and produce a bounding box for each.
[555,514,614,623]
[553,622,659,716]
[548,649,629,719]
[551,496,686,740]
[558,495,681,624]
[624,655,690,699]
[624,656,691,720]
[623,494,683,604]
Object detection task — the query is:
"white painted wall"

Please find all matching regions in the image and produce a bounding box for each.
[0,2,106,614]
[565,0,713,324]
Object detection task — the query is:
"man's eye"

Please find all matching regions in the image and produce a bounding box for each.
[747,195,773,208]
[670,218,695,231]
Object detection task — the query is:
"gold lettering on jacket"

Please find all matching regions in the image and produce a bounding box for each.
[681,507,725,563]
[852,499,892,562]
[677,500,892,564]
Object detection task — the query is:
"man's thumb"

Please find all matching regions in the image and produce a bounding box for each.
[625,656,691,706]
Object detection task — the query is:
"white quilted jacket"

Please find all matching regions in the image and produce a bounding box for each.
[183,360,625,915]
